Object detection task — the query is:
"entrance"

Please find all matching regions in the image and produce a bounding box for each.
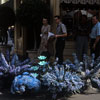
[60,1,100,40]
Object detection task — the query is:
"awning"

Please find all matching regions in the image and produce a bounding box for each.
[60,0,100,5]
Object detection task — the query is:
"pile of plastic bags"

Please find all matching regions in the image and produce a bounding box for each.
[0,51,100,99]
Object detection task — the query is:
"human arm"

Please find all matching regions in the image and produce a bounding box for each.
[48,25,51,32]
[55,34,67,38]
[93,24,100,49]
[93,36,100,49]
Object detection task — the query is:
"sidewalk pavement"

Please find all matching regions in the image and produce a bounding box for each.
[0,88,100,100]
[68,88,100,100]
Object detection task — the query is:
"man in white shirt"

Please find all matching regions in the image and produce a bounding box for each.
[54,16,67,64]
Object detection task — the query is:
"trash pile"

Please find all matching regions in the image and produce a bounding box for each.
[0,52,100,99]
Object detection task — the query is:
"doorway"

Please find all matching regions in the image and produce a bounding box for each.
[60,2,100,40]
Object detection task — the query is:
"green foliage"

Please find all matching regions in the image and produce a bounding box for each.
[16,0,50,26]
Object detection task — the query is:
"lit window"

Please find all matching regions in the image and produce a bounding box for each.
[1,0,9,4]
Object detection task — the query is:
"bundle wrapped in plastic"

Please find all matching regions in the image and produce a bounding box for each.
[83,54,100,71]
[91,77,100,89]
[63,53,83,72]
[42,65,84,99]
[0,52,32,77]
[65,53,100,91]
[23,55,51,75]
[23,66,39,72]
[11,72,41,94]
[1,51,100,99]
[38,56,50,74]
[65,72,84,93]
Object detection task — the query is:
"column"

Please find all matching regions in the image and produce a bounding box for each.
[55,0,60,15]
[50,0,60,32]
[14,0,21,13]
[14,0,21,54]
[50,0,60,17]
[14,0,27,56]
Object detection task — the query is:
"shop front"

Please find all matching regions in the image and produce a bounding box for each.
[60,0,100,40]
[14,0,100,57]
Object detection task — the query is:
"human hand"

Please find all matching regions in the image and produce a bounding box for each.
[55,35,59,38]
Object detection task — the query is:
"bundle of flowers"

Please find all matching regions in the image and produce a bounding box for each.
[65,53,100,91]
[54,54,100,93]
[10,55,49,95]
[86,63,100,90]
[0,52,36,89]
[24,55,50,75]
[42,65,84,99]
[11,72,41,94]
[91,77,100,89]
[0,52,31,77]
[63,53,83,72]
[37,55,52,74]
[64,53,100,73]
[1,51,100,100]
[23,66,39,72]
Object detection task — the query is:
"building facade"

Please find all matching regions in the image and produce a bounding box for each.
[14,0,100,56]
[14,0,60,56]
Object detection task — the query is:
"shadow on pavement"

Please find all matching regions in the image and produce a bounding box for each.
[0,90,69,100]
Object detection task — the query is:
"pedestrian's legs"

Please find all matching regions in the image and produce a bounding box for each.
[58,40,65,64]
[83,37,88,55]
[55,40,59,59]
[55,39,65,64]
[76,36,83,61]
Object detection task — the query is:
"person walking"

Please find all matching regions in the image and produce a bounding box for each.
[38,18,55,58]
[38,18,51,55]
[54,16,67,65]
[90,15,100,59]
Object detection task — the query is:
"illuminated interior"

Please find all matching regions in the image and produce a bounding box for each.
[0,0,9,4]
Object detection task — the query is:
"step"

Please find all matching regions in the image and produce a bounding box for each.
[64,56,74,61]
[65,41,76,49]
[63,41,90,61]
[64,49,76,56]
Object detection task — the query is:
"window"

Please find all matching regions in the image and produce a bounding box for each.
[1,0,9,4]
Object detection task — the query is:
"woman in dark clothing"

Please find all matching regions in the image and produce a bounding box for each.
[75,15,89,61]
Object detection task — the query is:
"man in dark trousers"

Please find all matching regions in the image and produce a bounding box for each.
[54,16,67,64]
[90,15,100,59]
